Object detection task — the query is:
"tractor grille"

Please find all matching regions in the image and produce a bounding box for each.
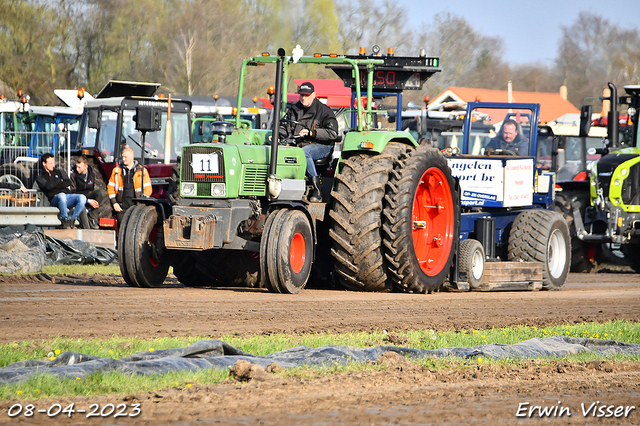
[622,162,640,205]
[241,165,267,196]
[597,154,637,200]
[181,146,225,183]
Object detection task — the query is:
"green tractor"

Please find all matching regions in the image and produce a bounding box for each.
[571,83,640,272]
[118,47,450,292]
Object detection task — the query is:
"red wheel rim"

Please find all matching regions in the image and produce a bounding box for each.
[148,227,160,267]
[290,232,306,274]
[412,167,454,276]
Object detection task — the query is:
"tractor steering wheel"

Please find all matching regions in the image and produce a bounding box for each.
[280,118,308,129]
[485,148,517,156]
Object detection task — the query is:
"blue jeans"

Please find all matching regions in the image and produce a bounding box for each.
[303,144,333,177]
[51,193,87,220]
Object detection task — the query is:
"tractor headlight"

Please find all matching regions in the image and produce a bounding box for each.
[211,183,226,197]
[182,182,197,196]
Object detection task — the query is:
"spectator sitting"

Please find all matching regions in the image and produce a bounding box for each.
[70,155,108,229]
[35,153,86,229]
[0,182,28,193]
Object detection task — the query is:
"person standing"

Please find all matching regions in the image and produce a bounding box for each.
[107,147,151,227]
[36,153,86,228]
[279,81,339,202]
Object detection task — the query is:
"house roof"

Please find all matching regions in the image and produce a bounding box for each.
[431,86,579,124]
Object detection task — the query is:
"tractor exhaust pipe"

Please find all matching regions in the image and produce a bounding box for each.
[269,48,286,176]
[607,82,619,149]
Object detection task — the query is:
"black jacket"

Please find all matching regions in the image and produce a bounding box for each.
[279,98,339,145]
[36,168,72,202]
[70,165,97,197]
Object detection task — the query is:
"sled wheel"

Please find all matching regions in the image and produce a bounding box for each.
[508,209,570,290]
[459,239,485,289]
[123,204,169,288]
[272,210,313,294]
[383,145,459,293]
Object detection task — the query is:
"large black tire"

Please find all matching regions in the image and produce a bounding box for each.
[122,204,170,287]
[508,209,571,290]
[382,146,459,293]
[621,244,640,273]
[267,209,313,294]
[193,249,260,287]
[260,209,283,292]
[172,252,206,287]
[266,209,293,293]
[0,163,32,188]
[329,142,408,291]
[459,239,485,289]
[117,207,136,286]
[553,190,596,272]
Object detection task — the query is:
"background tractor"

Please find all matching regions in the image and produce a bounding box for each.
[568,83,640,272]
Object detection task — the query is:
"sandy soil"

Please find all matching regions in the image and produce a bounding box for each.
[1,271,639,425]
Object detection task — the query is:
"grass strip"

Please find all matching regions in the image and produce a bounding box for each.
[1,320,639,400]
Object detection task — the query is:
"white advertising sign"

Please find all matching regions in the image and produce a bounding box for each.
[447,158,504,206]
[503,158,534,207]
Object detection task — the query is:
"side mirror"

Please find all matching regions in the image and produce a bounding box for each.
[88,109,101,129]
[197,121,205,136]
[579,105,592,138]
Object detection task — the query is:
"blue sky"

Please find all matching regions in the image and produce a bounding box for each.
[395,0,640,65]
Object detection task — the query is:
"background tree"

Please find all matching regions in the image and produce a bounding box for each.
[556,11,640,107]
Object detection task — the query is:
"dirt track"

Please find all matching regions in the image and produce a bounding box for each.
[1,271,640,425]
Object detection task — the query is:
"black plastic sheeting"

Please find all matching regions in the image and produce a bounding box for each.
[0,225,117,270]
[2,336,640,385]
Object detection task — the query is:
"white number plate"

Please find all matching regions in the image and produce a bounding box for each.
[191,153,219,174]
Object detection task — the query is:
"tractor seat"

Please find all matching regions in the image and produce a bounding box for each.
[313,156,331,166]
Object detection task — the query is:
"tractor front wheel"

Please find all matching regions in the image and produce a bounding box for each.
[263,209,313,294]
[121,204,170,287]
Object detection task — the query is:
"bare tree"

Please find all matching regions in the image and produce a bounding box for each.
[556,12,640,107]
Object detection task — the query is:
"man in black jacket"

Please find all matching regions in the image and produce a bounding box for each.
[35,153,86,228]
[70,155,107,229]
[279,82,339,202]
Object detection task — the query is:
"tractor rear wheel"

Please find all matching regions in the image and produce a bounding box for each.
[459,239,485,289]
[122,204,170,287]
[172,252,206,287]
[382,146,458,293]
[508,209,570,290]
[193,249,260,287]
[553,190,596,272]
[329,142,408,291]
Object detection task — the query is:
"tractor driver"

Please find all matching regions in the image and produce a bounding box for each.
[279,82,339,202]
[485,119,529,156]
